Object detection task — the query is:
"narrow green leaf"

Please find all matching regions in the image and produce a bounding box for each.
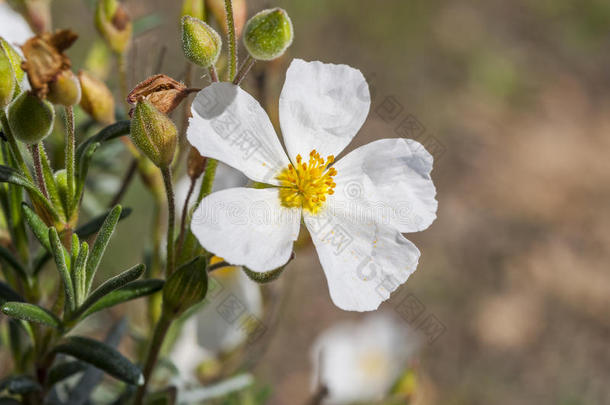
[85,205,122,293]
[81,279,164,319]
[52,336,143,385]
[73,241,89,307]
[48,361,87,386]
[0,165,59,222]
[75,207,132,239]
[38,143,66,220]
[75,120,131,163]
[73,141,99,208]
[49,227,75,313]
[73,263,144,320]
[0,245,28,280]
[0,302,61,329]
[0,282,24,304]
[0,375,41,394]
[22,203,51,251]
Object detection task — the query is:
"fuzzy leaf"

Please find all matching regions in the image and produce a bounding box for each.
[73,263,145,320]
[85,205,122,293]
[0,302,61,329]
[49,227,75,313]
[75,207,132,239]
[73,241,89,307]
[53,336,143,385]
[81,279,164,319]
[22,203,51,252]
[75,120,130,163]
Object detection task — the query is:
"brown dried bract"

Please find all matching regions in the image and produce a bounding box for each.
[21,29,78,98]
[127,74,199,117]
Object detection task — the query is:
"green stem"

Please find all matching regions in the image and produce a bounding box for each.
[161,167,175,276]
[224,0,237,81]
[176,176,196,260]
[30,144,49,200]
[196,158,218,204]
[133,311,173,405]
[233,55,255,85]
[64,106,75,215]
[0,109,32,181]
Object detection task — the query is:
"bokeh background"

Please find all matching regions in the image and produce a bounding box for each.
[8,0,610,404]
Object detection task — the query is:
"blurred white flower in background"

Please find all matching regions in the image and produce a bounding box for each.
[0,1,33,46]
[170,260,263,383]
[311,312,419,404]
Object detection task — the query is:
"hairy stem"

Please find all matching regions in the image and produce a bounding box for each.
[224,0,237,81]
[134,311,173,405]
[176,177,196,259]
[30,144,49,200]
[64,106,75,215]
[161,167,175,276]
[233,55,255,85]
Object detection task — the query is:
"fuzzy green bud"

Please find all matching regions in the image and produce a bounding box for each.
[78,70,115,124]
[243,8,293,61]
[7,91,55,145]
[181,16,222,68]
[47,70,81,106]
[130,99,177,168]
[94,0,132,54]
[181,0,204,20]
[162,256,208,317]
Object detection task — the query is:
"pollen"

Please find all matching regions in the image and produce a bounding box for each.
[276,150,337,214]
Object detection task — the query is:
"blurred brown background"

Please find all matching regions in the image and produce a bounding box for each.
[50,0,610,404]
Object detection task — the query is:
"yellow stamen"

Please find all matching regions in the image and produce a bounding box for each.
[276,150,337,214]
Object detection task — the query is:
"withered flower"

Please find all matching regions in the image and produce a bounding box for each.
[21,29,78,98]
[127,74,199,117]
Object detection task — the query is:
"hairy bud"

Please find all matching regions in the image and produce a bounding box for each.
[94,0,132,54]
[162,256,208,317]
[181,16,222,68]
[0,44,15,108]
[243,8,293,61]
[78,70,115,124]
[7,91,55,145]
[130,99,177,168]
[47,70,81,106]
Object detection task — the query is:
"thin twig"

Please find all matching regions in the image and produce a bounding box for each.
[233,55,255,85]
[30,144,49,199]
[175,176,196,259]
[161,167,175,277]
[224,0,238,81]
[209,65,219,83]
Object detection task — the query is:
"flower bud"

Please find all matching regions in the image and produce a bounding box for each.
[130,99,177,168]
[94,0,132,54]
[0,45,15,108]
[187,146,206,180]
[243,8,293,61]
[181,16,222,68]
[206,0,247,37]
[78,70,115,124]
[7,91,55,145]
[47,70,81,106]
[181,0,205,20]
[162,256,208,317]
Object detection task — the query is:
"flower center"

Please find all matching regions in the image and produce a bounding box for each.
[276,150,337,214]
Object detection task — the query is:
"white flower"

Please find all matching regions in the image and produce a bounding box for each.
[170,263,263,382]
[187,59,437,311]
[311,312,418,404]
[0,2,33,46]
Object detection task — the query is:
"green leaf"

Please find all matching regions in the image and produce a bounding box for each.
[0,245,28,280]
[81,279,163,319]
[22,203,51,251]
[73,141,99,207]
[73,264,145,320]
[39,143,66,220]
[0,165,59,222]
[47,361,87,385]
[0,302,61,329]
[49,227,75,313]
[75,120,130,164]
[0,375,41,394]
[52,336,143,385]
[73,241,89,307]
[75,207,132,239]
[0,282,24,304]
[85,205,122,293]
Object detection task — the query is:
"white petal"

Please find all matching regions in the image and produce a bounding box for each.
[191,187,300,271]
[304,209,420,311]
[279,59,371,161]
[0,3,33,46]
[188,83,290,185]
[332,138,437,233]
